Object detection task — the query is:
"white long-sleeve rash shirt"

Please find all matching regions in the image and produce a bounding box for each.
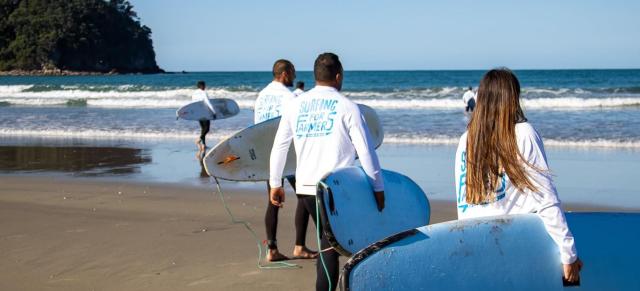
[269,85,384,195]
[192,89,216,117]
[454,122,578,264]
[254,81,295,124]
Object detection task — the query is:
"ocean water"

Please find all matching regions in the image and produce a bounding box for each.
[1,70,639,149]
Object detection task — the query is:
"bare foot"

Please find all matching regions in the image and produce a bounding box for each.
[195,140,205,152]
[266,249,290,262]
[195,150,205,160]
[292,245,318,259]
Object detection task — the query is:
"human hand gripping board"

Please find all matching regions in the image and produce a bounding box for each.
[203,104,383,181]
[176,98,240,121]
[316,166,431,256]
[340,212,640,291]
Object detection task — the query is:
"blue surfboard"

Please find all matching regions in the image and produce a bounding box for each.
[341,212,640,291]
[317,167,430,256]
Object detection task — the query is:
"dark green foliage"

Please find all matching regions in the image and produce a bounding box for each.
[0,0,161,73]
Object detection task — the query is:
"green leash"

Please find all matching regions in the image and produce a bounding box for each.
[316,181,333,291]
[211,176,300,269]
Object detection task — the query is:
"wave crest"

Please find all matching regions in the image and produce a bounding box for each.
[1,85,640,109]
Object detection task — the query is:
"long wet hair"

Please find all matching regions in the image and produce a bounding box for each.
[465,68,538,204]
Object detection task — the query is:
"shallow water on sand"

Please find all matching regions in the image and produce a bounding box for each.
[1,138,638,209]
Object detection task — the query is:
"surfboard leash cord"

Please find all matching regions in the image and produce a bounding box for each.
[316,181,333,291]
[211,176,300,270]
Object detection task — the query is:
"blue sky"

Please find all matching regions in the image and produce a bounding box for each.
[132,0,640,71]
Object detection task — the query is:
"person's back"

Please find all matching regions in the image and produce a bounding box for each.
[192,81,216,151]
[254,62,296,124]
[456,122,558,216]
[273,86,382,194]
[462,87,476,112]
[454,68,582,284]
[270,53,384,291]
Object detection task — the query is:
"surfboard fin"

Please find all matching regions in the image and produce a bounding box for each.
[218,155,240,165]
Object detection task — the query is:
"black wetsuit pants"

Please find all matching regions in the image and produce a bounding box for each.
[465,98,476,113]
[295,194,340,291]
[265,176,298,249]
[198,120,210,145]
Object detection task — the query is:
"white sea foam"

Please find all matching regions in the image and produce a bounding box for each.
[1,84,639,109]
[383,134,640,149]
[0,85,34,93]
[1,128,637,149]
[0,87,258,108]
[352,97,640,109]
[0,128,240,140]
[521,97,640,108]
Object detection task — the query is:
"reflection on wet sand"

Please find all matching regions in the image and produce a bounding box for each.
[0,146,151,176]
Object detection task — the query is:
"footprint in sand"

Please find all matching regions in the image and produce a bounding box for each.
[239,270,261,277]
[187,278,214,286]
[65,229,87,233]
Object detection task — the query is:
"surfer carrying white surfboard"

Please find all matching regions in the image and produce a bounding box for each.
[255,59,318,262]
[193,81,216,151]
[455,68,583,284]
[269,53,385,291]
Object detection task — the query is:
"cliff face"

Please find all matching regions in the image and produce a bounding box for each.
[0,0,163,74]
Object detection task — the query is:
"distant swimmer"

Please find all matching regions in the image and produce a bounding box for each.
[455,68,583,284]
[293,81,305,96]
[193,81,216,152]
[462,86,476,112]
[255,59,317,262]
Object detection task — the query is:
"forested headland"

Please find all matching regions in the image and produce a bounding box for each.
[0,0,163,75]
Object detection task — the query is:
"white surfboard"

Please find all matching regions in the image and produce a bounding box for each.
[341,212,640,291]
[176,98,240,120]
[317,166,430,256]
[203,104,384,181]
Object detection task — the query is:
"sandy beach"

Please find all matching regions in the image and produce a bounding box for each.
[1,173,636,291]
[0,138,638,290]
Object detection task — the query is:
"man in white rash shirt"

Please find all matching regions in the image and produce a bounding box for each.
[293,81,305,96]
[462,86,476,113]
[255,59,317,262]
[193,81,216,152]
[269,53,385,291]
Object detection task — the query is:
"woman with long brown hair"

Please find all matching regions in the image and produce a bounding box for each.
[454,68,583,283]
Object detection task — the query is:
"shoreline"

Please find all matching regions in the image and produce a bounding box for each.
[0,69,166,76]
[1,139,639,208]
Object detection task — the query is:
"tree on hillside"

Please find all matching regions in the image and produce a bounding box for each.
[0,0,161,73]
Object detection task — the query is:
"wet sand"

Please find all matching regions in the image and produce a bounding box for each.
[1,176,635,291]
[0,139,638,290]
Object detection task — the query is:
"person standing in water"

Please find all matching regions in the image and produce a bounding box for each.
[255,59,317,262]
[462,86,476,112]
[193,81,216,152]
[269,53,385,290]
[293,81,305,96]
[454,68,583,284]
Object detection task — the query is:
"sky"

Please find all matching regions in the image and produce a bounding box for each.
[132,0,640,71]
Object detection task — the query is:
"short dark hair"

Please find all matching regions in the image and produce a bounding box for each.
[272,59,294,77]
[296,81,304,89]
[314,53,343,82]
[197,81,206,89]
